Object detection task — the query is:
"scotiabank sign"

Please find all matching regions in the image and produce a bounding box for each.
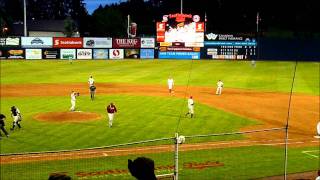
[53,37,83,48]
[112,38,140,48]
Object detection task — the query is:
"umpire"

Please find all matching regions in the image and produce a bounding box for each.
[0,113,9,139]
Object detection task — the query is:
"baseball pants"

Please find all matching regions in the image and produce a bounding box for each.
[108,113,114,127]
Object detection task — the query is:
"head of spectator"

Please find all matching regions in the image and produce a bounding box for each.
[48,173,71,180]
[128,157,157,180]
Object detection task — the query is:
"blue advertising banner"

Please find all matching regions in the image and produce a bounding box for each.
[158,51,200,59]
[140,49,154,59]
[93,49,108,59]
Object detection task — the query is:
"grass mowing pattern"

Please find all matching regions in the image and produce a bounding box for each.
[1,60,319,95]
[0,95,257,154]
[0,146,318,180]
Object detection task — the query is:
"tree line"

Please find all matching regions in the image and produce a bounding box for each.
[0,0,318,38]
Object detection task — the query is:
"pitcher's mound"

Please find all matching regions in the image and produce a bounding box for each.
[34,111,102,122]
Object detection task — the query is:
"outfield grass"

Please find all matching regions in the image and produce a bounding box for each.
[1,60,319,95]
[0,146,318,180]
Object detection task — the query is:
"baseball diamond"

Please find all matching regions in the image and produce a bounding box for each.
[0,60,319,180]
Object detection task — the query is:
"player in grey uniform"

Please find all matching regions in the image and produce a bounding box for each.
[10,106,22,130]
[0,114,9,138]
[88,76,96,100]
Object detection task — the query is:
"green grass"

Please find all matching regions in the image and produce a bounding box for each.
[1,60,319,95]
[0,146,318,180]
[0,95,257,154]
[0,60,319,179]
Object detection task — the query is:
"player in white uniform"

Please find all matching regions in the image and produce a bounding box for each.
[88,76,96,100]
[168,77,174,93]
[216,80,224,95]
[185,96,194,118]
[88,76,94,87]
[70,91,78,111]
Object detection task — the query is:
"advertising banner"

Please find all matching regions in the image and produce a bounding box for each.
[42,49,60,59]
[60,49,76,59]
[158,51,200,59]
[112,38,141,48]
[53,37,83,48]
[7,49,24,59]
[93,49,108,59]
[109,49,124,59]
[21,37,53,48]
[26,49,42,59]
[83,38,112,48]
[141,38,155,48]
[124,49,140,58]
[77,49,92,59]
[0,49,7,59]
[140,49,154,59]
[0,38,20,47]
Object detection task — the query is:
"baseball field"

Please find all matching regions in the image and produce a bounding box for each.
[0,60,319,179]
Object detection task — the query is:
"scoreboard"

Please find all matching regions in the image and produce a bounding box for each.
[204,33,257,60]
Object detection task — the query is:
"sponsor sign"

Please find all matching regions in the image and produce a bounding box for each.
[21,37,53,48]
[60,49,76,59]
[83,38,112,48]
[43,49,60,59]
[0,49,7,59]
[159,51,200,59]
[93,49,108,59]
[25,49,42,59]
[109,49,124,59]
[140,49,154,59]
[112,38,141,48]
[204,41,256,46]
[185,42,204,47]
[124,49,140,59]
[77,49,92,59]
[141,38,155,48]
[53,37,83,48]
[160,47,195,52]
[7,49,24,59]
[205,33,244,41]
[0,38,20,46]
[160,42,172,47]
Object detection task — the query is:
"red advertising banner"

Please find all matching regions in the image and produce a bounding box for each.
[156,22,166,32]
[112,38,141,48]
[53,37,83,48]
[196,22,205,32]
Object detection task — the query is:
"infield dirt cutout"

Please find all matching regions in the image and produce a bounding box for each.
[0,83,319,164]
[34,111,102,122]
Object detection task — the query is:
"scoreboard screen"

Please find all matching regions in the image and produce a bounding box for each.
[205,33,257,60]
[156,13,204,46]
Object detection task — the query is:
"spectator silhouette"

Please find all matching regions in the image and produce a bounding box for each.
[128,157,157,180]
[48,173,71,180]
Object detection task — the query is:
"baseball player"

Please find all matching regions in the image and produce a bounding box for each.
[88,76,96,100]
[167,76,174,93]
[106,102,117,128]
[88,75,95,87]
[0,113,9,138]
[185,96,194,118]
[10,106,22,131]
[216,80,224,95]
[70,91,79,111]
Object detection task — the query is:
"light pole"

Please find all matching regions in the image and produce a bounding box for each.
[180,0,183,14]
[23,0,27,36]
